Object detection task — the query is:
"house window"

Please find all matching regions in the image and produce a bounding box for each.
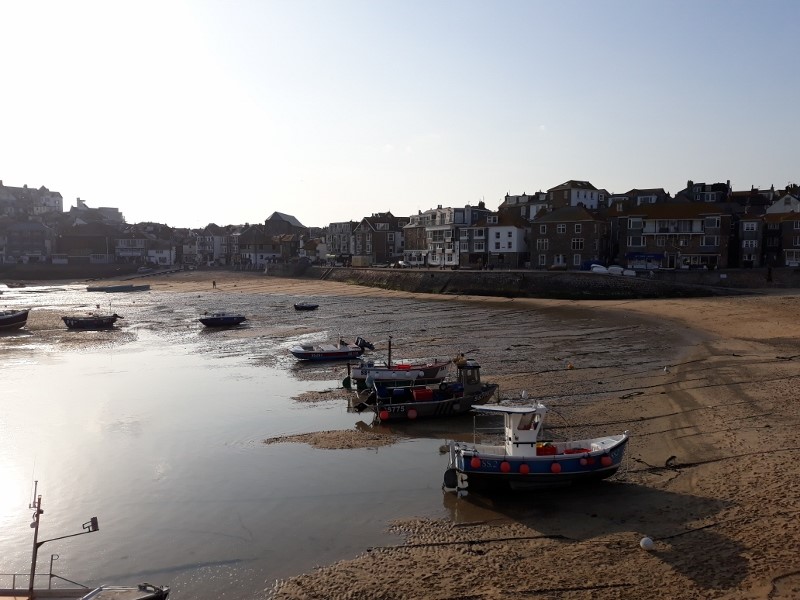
[742,240,758,249]
[786,249,800,266]
[573,254,582,266]
[704,217,721,229]
[743,222,757,232]
[376,223,388,230]
[794,236,800,247]
[495,242,500,250]
[388,233,395,241]
[628,218,643,230]
[553,254,565,265]
[703,236,719,246]
[768,222,779,230]
[637,195,656,205]
[475,241,485,251]
[539,225,547,234]
[475,230,485,238]
[627,236,644,247]
[574,224,582,233]
[698,191,719,202]
[538,254,547,266]
[460,242,468,252]
[794,221,800,230]
[495,232,500,239]
[557,224,566,234]
[507,231,512,238]
[656,237,666,247]
[571,238,584,250]
[536,239,549,251]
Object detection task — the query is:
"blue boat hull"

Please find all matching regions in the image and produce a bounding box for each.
[199,316,246,327]
[0,309,29,331]
[446,436,629,492]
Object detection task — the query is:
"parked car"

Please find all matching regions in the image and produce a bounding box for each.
[392,261,409,268]
[607,265,624,276]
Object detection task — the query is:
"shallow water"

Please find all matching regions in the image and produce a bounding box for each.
[0,283,679,598]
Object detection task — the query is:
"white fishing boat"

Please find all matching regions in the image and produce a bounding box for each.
[443,402,629,494]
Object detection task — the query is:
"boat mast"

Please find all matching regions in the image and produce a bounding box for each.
[26,481,100,596]
[28,481,42,597]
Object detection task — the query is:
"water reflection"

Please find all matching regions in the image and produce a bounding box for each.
[0,284,679,599]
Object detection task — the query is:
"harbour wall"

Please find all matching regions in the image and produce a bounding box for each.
[299,266,800,300]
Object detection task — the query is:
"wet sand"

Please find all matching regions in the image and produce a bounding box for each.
[47,272,800,598]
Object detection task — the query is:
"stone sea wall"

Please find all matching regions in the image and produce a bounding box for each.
[298,266,800,300]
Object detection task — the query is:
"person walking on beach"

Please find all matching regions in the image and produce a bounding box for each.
[212,280,216,289]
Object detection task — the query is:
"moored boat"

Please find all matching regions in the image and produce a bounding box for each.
[346,359,452,391]
[0,308,30,331]
[362,357,498,423]
[443,402,629,495]
[290,336,374,361]
[62,313,122,329]
[294,302,319,311]
[199,312,247,327]
[86,284,151,293]
[343,336,452,391]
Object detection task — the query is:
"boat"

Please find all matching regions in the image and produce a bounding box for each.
[361,357,498,423]
[290,336,374,361]
[343,337,452,391]
[294,302,319,311]
[0,481,170,599]
[62,313,123,329]
[443,402,629,495]
[86,284,151,292]
[0,308,30,331]
[199,312,247,327]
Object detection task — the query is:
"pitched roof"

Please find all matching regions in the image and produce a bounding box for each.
[547,180,598,192]
[267,212,306,228]
[534,206,602,223]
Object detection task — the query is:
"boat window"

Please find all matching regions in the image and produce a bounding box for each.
[518,413,535,430]
[463,368,479,385]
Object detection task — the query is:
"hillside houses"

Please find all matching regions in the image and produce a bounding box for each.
[1,176,800,271]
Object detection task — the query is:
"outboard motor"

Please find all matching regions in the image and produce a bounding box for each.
[355,336,375,350]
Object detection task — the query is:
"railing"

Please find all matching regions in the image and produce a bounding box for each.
[0,572,89,592]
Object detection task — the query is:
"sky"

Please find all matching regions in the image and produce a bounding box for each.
[1,0,798,229]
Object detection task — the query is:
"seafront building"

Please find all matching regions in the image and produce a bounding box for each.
[1,178,799,271]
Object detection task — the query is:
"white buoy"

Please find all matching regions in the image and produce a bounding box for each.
[640,536,654,550]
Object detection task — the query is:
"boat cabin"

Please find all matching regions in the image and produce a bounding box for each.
[455,358,484,390]
[474,404,548,456]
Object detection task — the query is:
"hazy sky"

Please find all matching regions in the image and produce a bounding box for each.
[1,0,797,229]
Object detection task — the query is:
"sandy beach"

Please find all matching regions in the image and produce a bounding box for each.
[72,272,800,598]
